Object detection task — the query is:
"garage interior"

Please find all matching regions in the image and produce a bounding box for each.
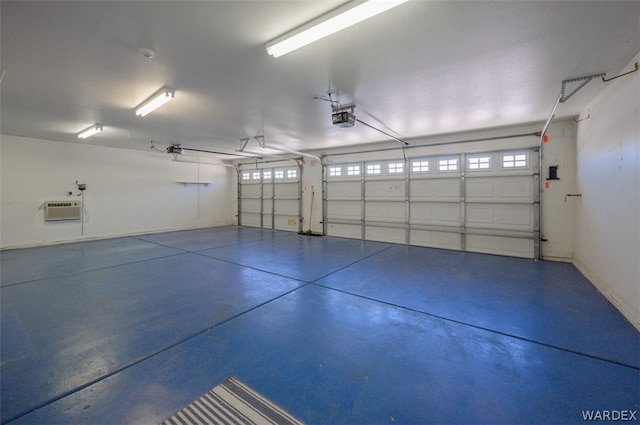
[1,1,639,424]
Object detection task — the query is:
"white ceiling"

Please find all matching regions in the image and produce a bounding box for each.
[1,1,638,158]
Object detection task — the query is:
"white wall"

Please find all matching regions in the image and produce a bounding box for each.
[0,135,235,249]
[573,53,640,329]
[539,121,578,261]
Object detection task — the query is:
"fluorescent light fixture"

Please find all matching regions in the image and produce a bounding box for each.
[266,0,410,58]
[78,124,103,139]
[135,88,175,117]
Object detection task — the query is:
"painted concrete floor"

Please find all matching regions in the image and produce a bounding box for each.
[1,226,638,424]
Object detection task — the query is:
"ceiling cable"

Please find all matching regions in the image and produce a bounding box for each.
[171,157,236,169]
[322,132,539,159]
[249,135,322,162]
[177,146,261,159]
[317,91,408,146]
[355,118,408,146]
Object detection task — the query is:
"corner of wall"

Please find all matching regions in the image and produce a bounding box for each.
[573,258,640,331]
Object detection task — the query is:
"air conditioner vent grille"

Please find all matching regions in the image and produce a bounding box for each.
[44,201,82,221]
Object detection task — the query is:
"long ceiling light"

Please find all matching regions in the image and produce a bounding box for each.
[135,88,175,117]
[78,124,103,139]
[266,0,410,58]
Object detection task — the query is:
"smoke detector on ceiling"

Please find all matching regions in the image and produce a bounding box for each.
[138,47,155,59]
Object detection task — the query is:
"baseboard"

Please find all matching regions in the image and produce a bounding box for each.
[0,221,235,251]
[573,259,640,331]
[541,254,573,263]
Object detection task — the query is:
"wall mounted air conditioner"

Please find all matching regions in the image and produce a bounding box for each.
[44,201,82,221]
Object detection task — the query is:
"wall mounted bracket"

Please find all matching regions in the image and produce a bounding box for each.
[602,62,638,82]
[238,138,250,152]
[560,73,606,103]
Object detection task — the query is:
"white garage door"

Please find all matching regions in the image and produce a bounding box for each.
[323,148,539,258]
[238,166,302,232]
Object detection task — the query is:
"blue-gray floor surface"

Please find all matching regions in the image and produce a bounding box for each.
[1,226,638,424]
